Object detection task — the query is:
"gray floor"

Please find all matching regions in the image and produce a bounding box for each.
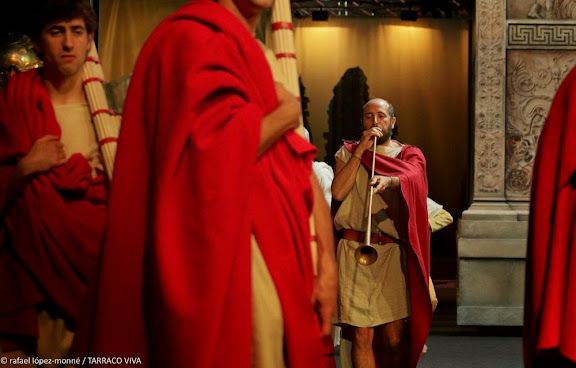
[334,335,523,368]
[335,280,524,368]
[418,335,523,368]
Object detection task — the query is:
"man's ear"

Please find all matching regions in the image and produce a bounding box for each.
[392,116,397,128]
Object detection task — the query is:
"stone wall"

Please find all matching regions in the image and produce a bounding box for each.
[458,0,576,325]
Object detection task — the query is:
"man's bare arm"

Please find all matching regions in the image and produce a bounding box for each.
[258,83,300,157]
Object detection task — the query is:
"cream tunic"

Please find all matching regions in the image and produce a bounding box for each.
[54,103,103,176]
[335,144,409,327]
[249,42,287,368]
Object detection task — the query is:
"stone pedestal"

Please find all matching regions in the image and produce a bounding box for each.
[458,202,528,325]
[459,0,576,325]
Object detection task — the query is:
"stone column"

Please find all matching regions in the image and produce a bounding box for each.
[458,0,576,325]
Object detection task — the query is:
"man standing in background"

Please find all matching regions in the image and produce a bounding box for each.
[332,98,431,368]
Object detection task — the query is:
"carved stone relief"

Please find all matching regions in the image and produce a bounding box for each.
[473,1,576,201]
[475,0,507,198]
[505,51,576,199]
[509,0,576,20]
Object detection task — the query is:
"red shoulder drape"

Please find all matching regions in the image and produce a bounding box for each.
[344,141,432,368]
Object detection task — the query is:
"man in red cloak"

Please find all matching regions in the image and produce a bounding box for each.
[331,98,431,368]
[524,66,576,368]
[76,0,337,367]
[0,0,107,365]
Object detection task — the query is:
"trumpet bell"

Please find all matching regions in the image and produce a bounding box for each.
[354,245,378,266]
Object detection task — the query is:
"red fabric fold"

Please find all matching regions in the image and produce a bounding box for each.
[344,141,432,368]
[524,66,576,366]
[77,1,328,367]
[0,69,107,347]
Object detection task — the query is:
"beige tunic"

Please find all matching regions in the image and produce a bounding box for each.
[335,145,409,328]
[249,43,287,368]
[54,103,104,177]
[251,236,285,368]
[43,104,101,364]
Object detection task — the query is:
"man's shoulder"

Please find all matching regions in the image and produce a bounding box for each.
[394,143,426,164]
[143,4,252,65]
[399,143,423,154]
[158,0,250,43]
[138,17,236,74]
[151,17,221,49]
[0,69,42,102]
[5,68,39,85]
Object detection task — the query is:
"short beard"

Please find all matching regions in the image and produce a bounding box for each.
[376,127,393,144]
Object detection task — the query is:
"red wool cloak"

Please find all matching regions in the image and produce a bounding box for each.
[79,1,328,367]
[524,66,576,366]
[0,70,107,348]
[344,141,432,368]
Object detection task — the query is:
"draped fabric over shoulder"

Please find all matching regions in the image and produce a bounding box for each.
[78,1,328,367]
[524,66,576,367]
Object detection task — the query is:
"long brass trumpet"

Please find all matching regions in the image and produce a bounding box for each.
[354,137,379,265]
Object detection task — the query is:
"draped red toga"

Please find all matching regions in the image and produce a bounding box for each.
[0,69,107,349]
[524,66,576,366]
[77,1,329,367]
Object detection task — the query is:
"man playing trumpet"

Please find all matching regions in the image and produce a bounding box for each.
[332,98,431,368]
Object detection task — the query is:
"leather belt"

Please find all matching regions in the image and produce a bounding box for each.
[342,229,398,245]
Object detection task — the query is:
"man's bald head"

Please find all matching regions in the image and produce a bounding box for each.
[363,98,394,119]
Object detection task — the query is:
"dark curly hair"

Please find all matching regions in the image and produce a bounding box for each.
[28,0,97,41]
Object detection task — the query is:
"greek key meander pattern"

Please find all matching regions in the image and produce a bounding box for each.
[509,23,576,49]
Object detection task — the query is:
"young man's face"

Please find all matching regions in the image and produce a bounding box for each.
[37,18,92,78]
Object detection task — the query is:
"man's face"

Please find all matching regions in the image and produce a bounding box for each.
[37,18,92,78]
[362,100,396,144]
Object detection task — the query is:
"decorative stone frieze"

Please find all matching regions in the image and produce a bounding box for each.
[505,51,576,199]
[474,0,507,198]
